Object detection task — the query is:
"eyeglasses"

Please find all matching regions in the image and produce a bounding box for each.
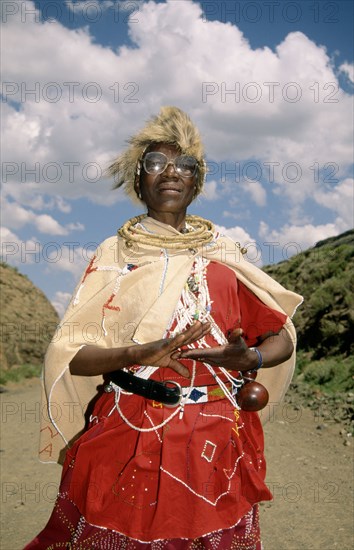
[141,152,199,178]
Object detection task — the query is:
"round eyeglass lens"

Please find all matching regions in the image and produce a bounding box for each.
[143,152,198,177]
[176,156,198,176]
[143,152,166,174]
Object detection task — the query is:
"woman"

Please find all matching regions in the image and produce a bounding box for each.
[26,107,302,549]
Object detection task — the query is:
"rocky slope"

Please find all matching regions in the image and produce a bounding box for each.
[263,229,354,432]
[263,229,354,359]
[0,263,59,369]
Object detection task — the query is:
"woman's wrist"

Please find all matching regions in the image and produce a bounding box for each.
[246,329,294,372]
[248,347,263,371]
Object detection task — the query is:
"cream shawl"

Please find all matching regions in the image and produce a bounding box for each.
[39,218,303,464]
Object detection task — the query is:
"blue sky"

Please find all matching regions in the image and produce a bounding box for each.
[1,0,353,315]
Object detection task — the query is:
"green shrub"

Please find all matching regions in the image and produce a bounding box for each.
[296,355,354,394]
[0,364,42,385]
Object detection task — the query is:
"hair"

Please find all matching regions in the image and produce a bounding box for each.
[107,106,206,202]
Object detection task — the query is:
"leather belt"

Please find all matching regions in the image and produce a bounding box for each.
[106,370,183,407]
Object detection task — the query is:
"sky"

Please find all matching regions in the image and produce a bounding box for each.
[1,0,353,316]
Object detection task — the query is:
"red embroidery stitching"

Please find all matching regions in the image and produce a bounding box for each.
[82,255,98,283]
[39,443,53,457]
[102,294,121,316]
[40,425,60,439]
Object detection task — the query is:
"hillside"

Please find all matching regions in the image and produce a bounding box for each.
[263,230,354,430]
[0,263,59,370]
[263,229,354,359]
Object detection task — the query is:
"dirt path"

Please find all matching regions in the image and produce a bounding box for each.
[1,379,353,550]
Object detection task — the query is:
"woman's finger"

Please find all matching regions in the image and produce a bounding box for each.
[167,359,190,378]
[179,347,220,361]
[169,321,210,349]
[227,328,243,343]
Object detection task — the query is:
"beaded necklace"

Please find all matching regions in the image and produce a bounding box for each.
[118,214,216,250]
[169,256,243,409]
[112,255,243,432]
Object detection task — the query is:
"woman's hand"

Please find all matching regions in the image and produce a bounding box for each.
[129,321,211,377]
[176,326,294,372]
[175,328,256,372]
[69,321,211,378]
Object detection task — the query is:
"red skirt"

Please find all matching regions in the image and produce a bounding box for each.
[25,497,261,549]
[25,388,270,549]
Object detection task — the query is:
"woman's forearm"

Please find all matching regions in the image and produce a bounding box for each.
[254,327,294,369]
[69,321,211,377]
[69,325,293,377]
[69,345,135,376]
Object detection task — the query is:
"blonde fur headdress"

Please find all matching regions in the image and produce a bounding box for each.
[108,106,206,202]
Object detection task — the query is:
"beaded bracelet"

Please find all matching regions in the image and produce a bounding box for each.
[249,347,263,371]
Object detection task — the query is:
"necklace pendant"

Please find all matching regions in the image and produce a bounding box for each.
[187,275,199,293]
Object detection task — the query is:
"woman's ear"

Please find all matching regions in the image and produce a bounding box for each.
[134,173,142,200]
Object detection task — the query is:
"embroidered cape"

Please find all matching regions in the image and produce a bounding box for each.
[39,217,303,464]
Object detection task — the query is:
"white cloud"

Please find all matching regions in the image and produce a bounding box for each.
[2,1,353,200]
[216,224,263,265]
[1,195,84,235]
[1,0,353,266]
[0,227,89,279]
[65,0,142,16]
[242,179,267,207]
[51,290,72,318]
[258,221,341,256]
[14,194,72,214]
[314,178,354,229]
[0,227,40,265]
[37,214,69,235]
[43,242,94,279]
[215,224,253,246]
[65,1,113,13]
[339,62,354,84]
[222,209,251,222]
[202,179,218,200]
[66,222,85,231]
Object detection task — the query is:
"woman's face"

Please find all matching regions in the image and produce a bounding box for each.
[136,143,197,218]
